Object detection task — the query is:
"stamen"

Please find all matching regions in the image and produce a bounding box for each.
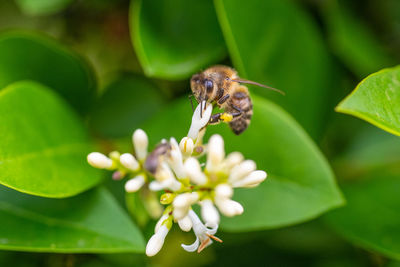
[197,238,211,253]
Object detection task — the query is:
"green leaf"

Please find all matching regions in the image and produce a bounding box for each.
[130,0,226,79]
[325,173,400,260]
[322,0,394,78]
[0,185,145,253]
[0,81,102,198]
[15,0,73,16]
[141,95,344,231]
[89,74,165,138]
[336,65,400,136]
[0,31,96,114]
[214,0,332,137]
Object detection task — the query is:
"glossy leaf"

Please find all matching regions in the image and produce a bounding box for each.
[214,0,332,137]
[0,81,102,198]
[0,185,145,253]
[141,95,344,231]
[15,0,73,16]
[89,74,164,138]
[325,174,400,260]
[322,0,394,78]
[336,65,400,136]
[130,0,226,79]
[0,31,96,114]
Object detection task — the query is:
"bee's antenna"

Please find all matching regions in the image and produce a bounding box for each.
[230,78,285,95]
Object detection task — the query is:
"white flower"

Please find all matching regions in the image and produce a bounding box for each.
[125,174,146,193]
[214,184,233,199]
[178,215,193,232]
[214,198,244,217]
[206,134,225,173]
[179,137,194,158]
[187,101,213,140]
[231,170,267,188]
[120,153,140,171]
[153,162,182,191]
[146,224,169,257]
[200,199,220,226]
[184,157,208,185]
[173,192,199,220]
[166,138,186,179]
[133,129,148,161]
[155,213,169,233]
[87,152,113,169]
[228,160,256,183]
[181,210,222,253]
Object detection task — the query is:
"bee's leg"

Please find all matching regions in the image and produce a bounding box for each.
[217,94,230,105]
[188,94,195,112]
[231,104,243,118]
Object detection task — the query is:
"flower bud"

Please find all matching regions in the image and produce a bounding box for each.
[231,170,267,188]
[120,153,140,171]
[178,215,193,232]
[160,193,175,204]
[215,198,244,217]
[179,137,194,157]
[146,225,169,257]
[155,214,169,233]
[215,184,233,199]
[224,152,244,169]
[173,192,199,220]
[167,138,186,179]
[184,157,207,185]
[228,160,256,183]
[87,152,113,169]
[201,199,220,226]
[133,129,148,161]
[124,174,145,193]
[206,134,225,172]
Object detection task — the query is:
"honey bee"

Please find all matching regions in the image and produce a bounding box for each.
[190,65,284,135]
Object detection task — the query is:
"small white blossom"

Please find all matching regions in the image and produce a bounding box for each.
[178,215,193,232]
[154,162,182,191]
[173,192,199,220]
[133,129,148,161]
[146,224,169,257]
[120,153,140,171]
[214,184,233,199]
[200,199,220,226]
[179,137,194,158]
[231,170,267,188]
[215,198,244,217]
[184,157,208,185]
[181,210,222,253]
[87,152,113,169]
[124,174,146,193]
[155,213,169,233]
[206,134,225,172]
[187,101,212,140]
[166,138,186,179]
[228,160,256,183]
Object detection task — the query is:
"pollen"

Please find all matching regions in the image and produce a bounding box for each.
[220,113,233,122]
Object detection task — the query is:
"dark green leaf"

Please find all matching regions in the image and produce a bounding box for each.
[0,81,102,198]
[322,0,394,78]
[141,95,344,231]
[336,65,400,136]
[15,0,73,16]
[0,31,96,114]
[130,0,226,79]
[0,185,145,253]
[214,0,333,137]
[89,74,164,138]
[325,173,400,260]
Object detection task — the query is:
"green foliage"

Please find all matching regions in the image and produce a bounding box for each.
[130,0,226,79]
[0,31,96,114]
[336,65,400,136]
[0,185,145,253]
[322,1,394,78]
[89,74,165,138]
[214,0,333,137]
[325,174,400,260]
[14,0,74,16]
[0,81,102,198]
[141,95,344,231]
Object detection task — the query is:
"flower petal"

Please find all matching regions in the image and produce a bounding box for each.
[181,237,200,252]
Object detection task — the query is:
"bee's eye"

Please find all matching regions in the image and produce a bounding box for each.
[204,79,214,93]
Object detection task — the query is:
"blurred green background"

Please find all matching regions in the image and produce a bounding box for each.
[1,0,400,266]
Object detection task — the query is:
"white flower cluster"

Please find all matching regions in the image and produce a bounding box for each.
[87,101,267,257]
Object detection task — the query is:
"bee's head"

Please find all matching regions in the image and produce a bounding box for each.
[190,73,216,103]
